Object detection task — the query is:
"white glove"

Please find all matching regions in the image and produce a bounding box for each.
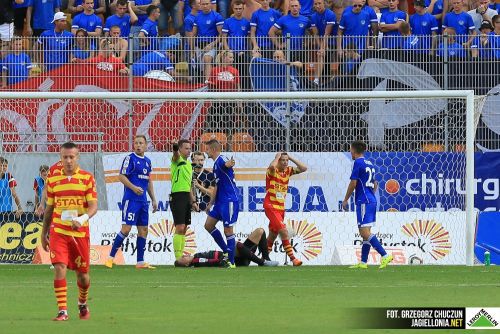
[73,214,90,225]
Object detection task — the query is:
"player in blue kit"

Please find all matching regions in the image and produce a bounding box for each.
[106,135,158,269]
[342,141,393,269]
[203,139,239,268]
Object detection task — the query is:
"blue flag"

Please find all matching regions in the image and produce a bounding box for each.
[249,57,307,126]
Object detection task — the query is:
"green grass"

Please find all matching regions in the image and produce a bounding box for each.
[0,265,498,334]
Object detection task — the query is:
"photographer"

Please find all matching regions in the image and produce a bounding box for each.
[191,151,215,212]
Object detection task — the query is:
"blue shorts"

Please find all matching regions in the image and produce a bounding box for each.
[208,201,239,227]
[122,200,149,226]
[356,202,376,227]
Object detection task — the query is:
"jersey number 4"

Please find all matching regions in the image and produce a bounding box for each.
[365,167,375,188]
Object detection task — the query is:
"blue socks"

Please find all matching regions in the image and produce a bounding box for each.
[226,234,235,264]
[210,228,228,253]
[137,236,146,263]
[369,234,387,257]
[361,240,371,263]
[110,231,127,258]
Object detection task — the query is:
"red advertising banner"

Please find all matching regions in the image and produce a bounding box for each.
[0,62,209,152]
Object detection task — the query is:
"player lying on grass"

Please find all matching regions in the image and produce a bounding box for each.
[174,228,279,267]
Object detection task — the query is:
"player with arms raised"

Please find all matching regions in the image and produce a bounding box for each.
[106,135,158,269]
[342,141,393,269]
[41,142,97,321]
[204,139,239,268]
[265,152,307,266]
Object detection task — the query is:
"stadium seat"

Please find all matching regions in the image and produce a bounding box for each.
[199,132,227,152]
[231,132,256,152]
[422,143,445,152]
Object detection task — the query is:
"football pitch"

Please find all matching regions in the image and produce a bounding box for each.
[0,265,498,334]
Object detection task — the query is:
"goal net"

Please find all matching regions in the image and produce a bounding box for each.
[0,90,480,266]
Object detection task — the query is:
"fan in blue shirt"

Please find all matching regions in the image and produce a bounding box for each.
[104,0,138,37]
[437,27,467,57]
[70,0,103,36]
[442,0,476,44]
[380,0,407,49]
[410,0,438,53]
[269,0,311,51]
[250,0,281,51]
[27,0,60,34]
[192,2,224,45]
[400,21,420,51]
[138,5,161,52]
[424,0,444,33]
[2,37,32,86]
[130,0,154,28]
[338,0,377,53]
[132,50,175,76]
[36,14,73,71]
[222,1,250,53]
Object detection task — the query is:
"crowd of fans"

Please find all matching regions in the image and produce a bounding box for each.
[0,0,499,89]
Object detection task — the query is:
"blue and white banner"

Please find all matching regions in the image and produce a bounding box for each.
[103,152,500,213]
[249,57,307,126]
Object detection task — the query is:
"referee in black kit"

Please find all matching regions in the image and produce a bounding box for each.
[170,140,199,260]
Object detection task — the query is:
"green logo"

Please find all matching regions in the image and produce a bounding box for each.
[468,309,498,328]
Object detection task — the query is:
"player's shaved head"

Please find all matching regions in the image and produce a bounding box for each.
[351,141,367,154]
[60,142,80,174]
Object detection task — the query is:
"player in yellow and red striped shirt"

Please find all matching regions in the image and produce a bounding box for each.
[264,152,307,266]
[41,142,98,321]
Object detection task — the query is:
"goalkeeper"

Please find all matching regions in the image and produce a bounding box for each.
[175,228,279,267]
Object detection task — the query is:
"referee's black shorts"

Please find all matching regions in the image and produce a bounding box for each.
[169,192,191,226]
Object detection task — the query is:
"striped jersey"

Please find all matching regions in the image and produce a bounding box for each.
[49,161,64,177]
[264,166,294,211]
[46,168,97,238]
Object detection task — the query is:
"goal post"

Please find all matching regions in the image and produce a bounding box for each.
[0,90,477,266]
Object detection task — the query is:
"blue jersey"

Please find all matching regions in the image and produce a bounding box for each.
[13,0,31,8]
[104,14,131,37]
[213,155,238,203]
[31,0,60,30]
[401,34,420,50]
[2,53,32,85]
[132,0,153,26]
[37,30,73,71]
[140,18,159,51]
[424,0,443,32]
[350,157,376,205]
[0,172,15,212]
[132,51,174,76]
[71,12,103,32]
[34,176,44,201]
[471,35,495,59]
[409,12,438,51]
[120,153,152,202]
[436,41,466,57]
[299,0,313,16]
[194,10,224,44]
[72,42,96,60]
[184,13,196,33]
[181,0,191,18]
[311,8,336,37]
[442,11,475,43]
[222,17,250,52]
[339,7,374,51]
[491,33,500,59]
[73,0,101,10]
[274,14,311,50]
[250,8,281,49]
[380,10,406,48]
